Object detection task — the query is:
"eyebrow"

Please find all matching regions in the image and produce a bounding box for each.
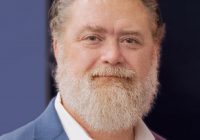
[78,25,107,34]
[77,25,144,39]
[118,31,144,39]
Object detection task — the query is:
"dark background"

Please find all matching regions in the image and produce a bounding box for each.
[47,0,200,140]
[145,1,200,139]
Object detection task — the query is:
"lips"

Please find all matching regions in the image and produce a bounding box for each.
[93,75,120,79]
[92,75,131,81]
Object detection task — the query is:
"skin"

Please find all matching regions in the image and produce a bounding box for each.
[53,0,159,139]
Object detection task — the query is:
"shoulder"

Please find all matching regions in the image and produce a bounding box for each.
[0,98,64,140]
[0,121,35,140]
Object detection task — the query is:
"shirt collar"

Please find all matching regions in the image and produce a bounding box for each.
[135,119,155,140]
[55,93,155,140]
[55,93,92,140]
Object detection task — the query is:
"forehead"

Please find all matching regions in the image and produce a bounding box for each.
[70,0,148,19]
[63,0,152,37]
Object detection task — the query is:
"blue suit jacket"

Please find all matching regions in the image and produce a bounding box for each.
[0,98,68,140]
[0,98,166,140]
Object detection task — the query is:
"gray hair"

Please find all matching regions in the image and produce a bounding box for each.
[49,0,73,41]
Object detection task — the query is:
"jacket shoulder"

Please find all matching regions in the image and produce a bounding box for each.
[0,121,35,140]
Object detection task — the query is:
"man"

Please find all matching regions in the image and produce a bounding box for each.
[0,0,165,139]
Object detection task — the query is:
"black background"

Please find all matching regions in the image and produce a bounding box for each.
[145,0,200,139]
[47,0,200,139]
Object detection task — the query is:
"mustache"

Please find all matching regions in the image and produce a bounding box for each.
[89,66,136,80]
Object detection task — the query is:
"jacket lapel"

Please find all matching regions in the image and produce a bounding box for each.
[34,98,69,140]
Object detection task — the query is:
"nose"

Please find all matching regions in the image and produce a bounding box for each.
[100,42,125,65]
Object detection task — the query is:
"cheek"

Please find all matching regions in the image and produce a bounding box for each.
[138,48,156,80]
[126,47,156,81]
[62,44,99,77]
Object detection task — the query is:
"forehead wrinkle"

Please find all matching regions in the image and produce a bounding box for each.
[83,24,107,33]
[77,24,120,37]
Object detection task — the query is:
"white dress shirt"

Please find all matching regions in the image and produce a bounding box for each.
[55,93,155,140]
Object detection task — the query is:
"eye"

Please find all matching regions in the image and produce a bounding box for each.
[84,35,102,44]
[79,34,104,49]
[120,36,142,49]
[86,36,99,41]
[122,37,140,44]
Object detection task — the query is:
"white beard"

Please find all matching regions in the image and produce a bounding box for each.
[55,59,159,133]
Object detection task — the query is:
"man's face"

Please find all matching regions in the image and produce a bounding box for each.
[55,0,159,132]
